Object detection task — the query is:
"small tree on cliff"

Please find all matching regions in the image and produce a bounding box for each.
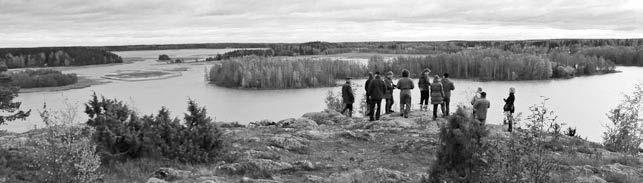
[429,106,489,182]
[0,62,30,125]
[603,83,643,154]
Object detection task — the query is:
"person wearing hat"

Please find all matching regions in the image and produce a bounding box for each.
[367,72,386,121]
[383,71,396,114]
[341,77,355,117]
[396,69,414,118]
[429,75,445,120]
[418,68,431,111]
[503,87,516,132]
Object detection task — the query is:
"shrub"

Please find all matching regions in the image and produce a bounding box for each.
[0,103,101,183]
[325,90,344,113]
[483,99,562,183]
[158,54,171,60]
[429,106,490,182]
[85,93,226,163]
[565,127,577,137]
[36,103,102,182]
[603,84,643,154]
[8,69,78,88]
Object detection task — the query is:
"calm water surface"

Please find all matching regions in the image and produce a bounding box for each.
[2,49,641,142]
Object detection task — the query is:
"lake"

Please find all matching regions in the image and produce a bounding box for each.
[2,48,641,142]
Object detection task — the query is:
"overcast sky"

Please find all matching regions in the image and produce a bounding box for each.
[0,0,641,47]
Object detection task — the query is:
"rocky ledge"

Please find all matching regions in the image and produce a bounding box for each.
[136,110,642,183]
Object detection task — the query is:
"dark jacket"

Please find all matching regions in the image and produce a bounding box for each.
[418,76,431,91]
[441,78,455,98]
[367,76,386,100]
[365,78,372,93]
[342,83,354,104]
[503,93,515,113]
[430,82,445,104]
[384,77,395,99]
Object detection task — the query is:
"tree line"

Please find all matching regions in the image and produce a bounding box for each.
[208,56,366,89]
[368,49,615,81]
[580,46,643,66]
[0,47,122,68]
[205,49,274,61]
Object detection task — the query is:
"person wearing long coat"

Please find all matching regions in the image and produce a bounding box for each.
[341,78,355,117]
[429,75,445,120]
[367,72,386,121]
[503,87,516,132]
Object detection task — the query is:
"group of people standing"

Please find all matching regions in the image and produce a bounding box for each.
[340,68,516,132]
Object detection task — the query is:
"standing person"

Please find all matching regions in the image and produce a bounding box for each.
[364,72,374,114]
[396,70,414,118]
[503,87,516,132]
[470,87,483,105]
[441,73,455,116]
[429,75,445,120]
[473,92,491,123]
[383,71,396,114]
[418,68,431,111]
[367,72,386,121]
[340,77,355,117]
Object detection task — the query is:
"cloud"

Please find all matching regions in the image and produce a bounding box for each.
[0,0,641,47]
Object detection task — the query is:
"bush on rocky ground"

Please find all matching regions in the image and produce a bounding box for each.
[85,93,227,163]
[325,90,344,113]
[603,84,642,154]
[428,106,490,182]
[0,103,101,183]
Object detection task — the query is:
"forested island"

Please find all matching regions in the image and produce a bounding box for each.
[207,49,617,89]
[0,47,122,68]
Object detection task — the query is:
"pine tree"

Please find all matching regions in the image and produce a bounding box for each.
[0,62,30,125]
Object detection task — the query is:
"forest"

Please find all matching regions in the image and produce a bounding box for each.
[0,47,122,68]
[368,49,615,80]
[208,56,366,89]
[205,49,274,61]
